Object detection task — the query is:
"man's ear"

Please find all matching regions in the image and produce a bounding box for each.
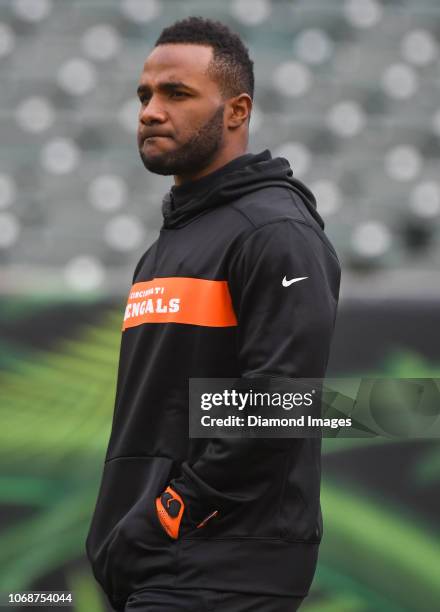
[227,94,252,129]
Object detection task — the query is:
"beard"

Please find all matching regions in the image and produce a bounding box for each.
[138,104,225,177]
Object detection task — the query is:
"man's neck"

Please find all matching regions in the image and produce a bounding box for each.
[173,146,249,187]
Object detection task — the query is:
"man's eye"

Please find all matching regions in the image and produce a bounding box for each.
[170,91,188,99]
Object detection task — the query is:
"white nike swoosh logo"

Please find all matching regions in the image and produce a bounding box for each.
[282,276,308,287]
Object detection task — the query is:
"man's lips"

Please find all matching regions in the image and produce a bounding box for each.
[142,134,172,140]
[141,135,173,148]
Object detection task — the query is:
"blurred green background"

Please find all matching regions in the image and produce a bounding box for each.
[1,297,439,611]
[1,0,440,610]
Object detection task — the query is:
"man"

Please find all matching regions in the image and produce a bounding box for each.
[86,16,340,612]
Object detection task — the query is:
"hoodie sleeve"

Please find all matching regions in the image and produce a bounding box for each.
[163,219,340,535]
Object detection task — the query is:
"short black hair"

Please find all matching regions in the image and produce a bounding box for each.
[154,16,254,101]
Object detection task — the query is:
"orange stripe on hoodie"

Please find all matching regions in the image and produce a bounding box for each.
[122,277,238,330]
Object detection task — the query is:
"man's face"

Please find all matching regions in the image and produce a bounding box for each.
[137,44,226,178]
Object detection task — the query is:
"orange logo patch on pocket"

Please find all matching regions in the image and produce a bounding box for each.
[122,277,237,330]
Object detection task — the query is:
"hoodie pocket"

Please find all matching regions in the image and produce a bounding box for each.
[85,455,178,610]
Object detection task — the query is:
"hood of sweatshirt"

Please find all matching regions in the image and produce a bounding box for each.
[161,149,324,230]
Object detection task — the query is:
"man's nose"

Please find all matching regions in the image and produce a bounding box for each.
[139,96,167,124]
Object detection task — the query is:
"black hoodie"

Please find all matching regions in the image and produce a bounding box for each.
[85,149,341,611]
